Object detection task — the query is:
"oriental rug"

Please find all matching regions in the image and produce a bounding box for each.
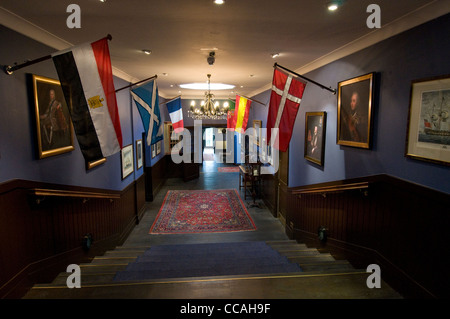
[217,166,239,173]
[149,189,256,234]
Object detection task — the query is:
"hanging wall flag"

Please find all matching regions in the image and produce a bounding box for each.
[226,99,236,130]
[130,79,163,146]
[52,36,123,163]
[232,95,252,134]
[266,67,307,152]
[166,97,184,133]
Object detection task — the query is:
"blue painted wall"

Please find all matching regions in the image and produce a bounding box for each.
[248,14,450,194]
[0,26,148,191]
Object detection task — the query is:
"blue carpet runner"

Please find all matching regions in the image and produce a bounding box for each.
[113,241,302,281]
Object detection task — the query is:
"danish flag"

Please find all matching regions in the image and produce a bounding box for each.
[266,68,307,151]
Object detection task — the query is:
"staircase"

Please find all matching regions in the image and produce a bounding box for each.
[22,240,402,299]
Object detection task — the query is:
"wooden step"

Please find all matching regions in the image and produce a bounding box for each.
[22,271,402,299]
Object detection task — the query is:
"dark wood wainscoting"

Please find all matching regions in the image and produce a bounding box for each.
[286,174,450,299]
[0,176,146,299]
[144,155,199,201]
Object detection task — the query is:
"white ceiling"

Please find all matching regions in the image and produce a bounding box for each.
[1,0,448,99]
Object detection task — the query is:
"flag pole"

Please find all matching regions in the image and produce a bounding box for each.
[3,34,113,75]
[274,63,336,95]
[235,93,266,106]
[159,95,181,106]
[115,74,158,93]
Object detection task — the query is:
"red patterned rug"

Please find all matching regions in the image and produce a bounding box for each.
[218,166,239,172]
[150,189,256,234]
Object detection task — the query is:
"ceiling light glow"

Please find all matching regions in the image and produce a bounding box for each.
[214,0,225,4]
[142,49,151,55]
[328,2,339,11]
[179,83,235,90]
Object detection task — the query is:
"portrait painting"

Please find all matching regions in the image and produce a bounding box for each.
[305,112,326,166]
[337,73,375,149]
[405,74,450,165]
[32,74,74,158]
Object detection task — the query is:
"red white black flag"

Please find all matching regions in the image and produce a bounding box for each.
[52,37,123,162]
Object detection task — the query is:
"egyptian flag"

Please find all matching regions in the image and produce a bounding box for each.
[232,95,252,133]
[166,97,184,133]
[52,37,123,163]
[266,68,306,151]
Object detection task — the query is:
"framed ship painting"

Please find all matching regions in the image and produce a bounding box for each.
[405,74,450,166]
[32,74,74,158]
[121,144,134,179]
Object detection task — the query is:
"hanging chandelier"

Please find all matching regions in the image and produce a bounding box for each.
[187,74,230,120]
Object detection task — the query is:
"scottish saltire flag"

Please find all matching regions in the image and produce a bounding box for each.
[52,37,123,162]
[166,97,184,133]
[130,79,163,146]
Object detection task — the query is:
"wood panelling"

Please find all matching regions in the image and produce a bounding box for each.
[261,172,277,217]
[0,176,146,298]
[285,174,450,298]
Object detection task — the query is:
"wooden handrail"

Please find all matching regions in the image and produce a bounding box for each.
[292,182,369,196]
[30,188,120,200]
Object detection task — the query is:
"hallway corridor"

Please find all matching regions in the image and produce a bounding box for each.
[123,161,289,248]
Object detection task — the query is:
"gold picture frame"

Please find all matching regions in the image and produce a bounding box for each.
[405,74,450,166]
[337,73,375,149]
[305,112,326,166]
[32,74,74,158]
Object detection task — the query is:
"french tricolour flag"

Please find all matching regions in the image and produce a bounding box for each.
[52,37,123,163]
[166,97,184,133]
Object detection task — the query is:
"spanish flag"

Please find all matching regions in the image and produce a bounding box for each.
[231,95,252,133]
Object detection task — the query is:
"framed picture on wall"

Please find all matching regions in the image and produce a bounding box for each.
[305,112,326,166]
[405,74,450,166]
[253,120,262,146]
[136,139,143,169]
[32,74,74,159]
[121,144,134,179]
[151,143,156,158]
[337,72,375,149]
[156,140,161,155]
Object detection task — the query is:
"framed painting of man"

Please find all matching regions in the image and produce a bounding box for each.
[305,112,326,166]
[32,74,74,159]
[337,73,375,149]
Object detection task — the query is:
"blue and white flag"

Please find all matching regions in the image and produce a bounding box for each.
[131,79,163,146]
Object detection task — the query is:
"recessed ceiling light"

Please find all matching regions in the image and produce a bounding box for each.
[271,53,280,59]
[328,2,339,11]
[214,0,225,4]
[179,83,235,90]
[142,49,151,55]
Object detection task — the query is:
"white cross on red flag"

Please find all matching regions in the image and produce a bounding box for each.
[266,67,307,151]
